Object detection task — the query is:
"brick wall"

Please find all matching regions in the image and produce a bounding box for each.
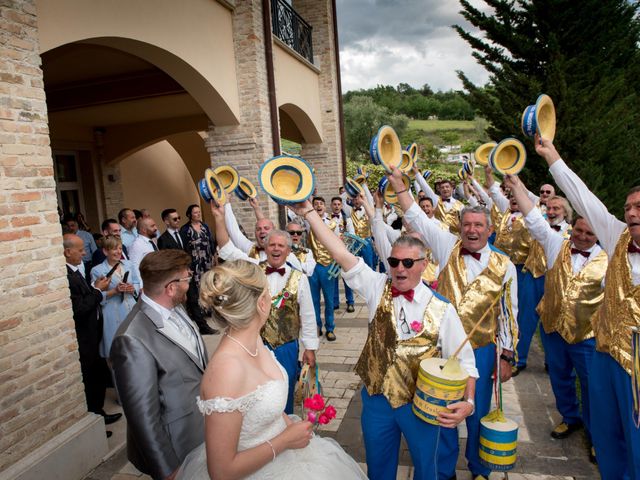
[0,0,87,471]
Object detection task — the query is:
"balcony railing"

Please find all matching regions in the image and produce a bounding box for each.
[271,0,313,64]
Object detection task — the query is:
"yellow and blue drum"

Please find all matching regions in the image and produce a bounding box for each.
[412,358,468,425]
[479,410,518,471]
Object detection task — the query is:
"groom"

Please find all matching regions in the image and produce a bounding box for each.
[292,199,478,480]
[111,250,208,480]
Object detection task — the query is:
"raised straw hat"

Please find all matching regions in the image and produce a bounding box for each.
[378,175,411,204]
[213,165,240,193]
[521,94,556,141]
[258,155,315,206]
[489,138,527,175]
[198,168,226,205]
[369,125,402,172]
[344,177,365,199]
[234,176,257,201]
[475,142,497,166]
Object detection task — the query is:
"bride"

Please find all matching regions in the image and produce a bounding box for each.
[177,260,367,479]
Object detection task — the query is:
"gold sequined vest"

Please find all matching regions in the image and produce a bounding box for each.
[437,242,510,349]
[248,244,262,260]
[524,225,571,278]
[490,204,504,229]
[351,210,371,238]
[355,282,448,407]
[537,242,607,344]
[260,264,302,348]
[421,249,439,284]
[595,229,640,375]
[493,213,532,265]
[308,219,337,267]
[435,198,463,234]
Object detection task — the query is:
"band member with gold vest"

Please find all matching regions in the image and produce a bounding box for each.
[223,197,310,274]
[291,197,477,480]
[392,167,518,480]
[537,135,640,479]
[414,168,464,234]
[330,196,355,312]
[507,175,606,459]
[304,197,341,341]
[211,203,318,414]
[342,189,378,270]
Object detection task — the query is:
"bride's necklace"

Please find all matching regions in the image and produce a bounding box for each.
[224,331,258,357]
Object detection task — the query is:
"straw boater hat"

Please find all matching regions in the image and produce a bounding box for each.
[458,167,468,182]
[378,175,411,204]
[463,157,476,176]
[213,165,240,193]
[369,125,402,172]
[521,94,556,141]
[406,142,418,162]
[357,165,370,179]
[475,142,497,166]
[344,177,365,199]
[234,176,257,201]
[198,168,226,205]
[489,138,527,175]
[353,174,367,186]
[399,150,415,177]
[423,170,433,182]
[258,155,315,206]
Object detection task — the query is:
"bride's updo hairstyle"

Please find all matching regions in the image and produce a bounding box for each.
[199,260,268,329]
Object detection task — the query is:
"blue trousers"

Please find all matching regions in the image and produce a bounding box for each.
[358,237,376,270]
[542,332,595,438]
[589,351,640,480]
[516,267,545,368]
[439,343,495,479]
[361,388,440,480]
[333,277,354,307]
[309,263,335,332]
[266,340,299,414]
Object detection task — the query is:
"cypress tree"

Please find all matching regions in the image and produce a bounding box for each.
[456,0,640,215]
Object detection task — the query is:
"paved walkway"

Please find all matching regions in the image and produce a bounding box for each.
[84,295,599,480]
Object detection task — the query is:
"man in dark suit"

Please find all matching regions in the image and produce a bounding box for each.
[64,234,122,436]
[110,250,208,480]
[158,208,187,251]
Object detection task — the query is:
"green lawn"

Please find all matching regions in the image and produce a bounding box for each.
[409,119,476,132]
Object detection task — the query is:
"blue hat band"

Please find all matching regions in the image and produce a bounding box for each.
[198,178,213,202]
[235,186,249,201]
[522,104,537,138]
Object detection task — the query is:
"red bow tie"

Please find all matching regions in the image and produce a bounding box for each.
[442,198,451,203]
[460,247,481,261]
[571,248,590,258]
[629,242,640,254]
[332,214,341,218]
[265,266,285,276]
[551,225,561,232]
[391,286,414,302]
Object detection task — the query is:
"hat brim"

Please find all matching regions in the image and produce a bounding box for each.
[357,165,369,178]
[199,168,227,205]
[214,165,240,193]
[399,150,414,175]
[406,143,418,162]
[489,138,527,175]
[378,175,411,204]
[259,155,315,205]
[475,142,497,166]
[345,177,365,198]
[521,94,556,141]
[354,174,366,185]
[234,176,257,201]
[370,125,402,172]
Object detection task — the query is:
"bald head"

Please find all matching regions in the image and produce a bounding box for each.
[63,233,85,266]
[138,217,158,239]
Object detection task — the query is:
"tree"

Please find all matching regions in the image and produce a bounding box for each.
[456,0,640,215]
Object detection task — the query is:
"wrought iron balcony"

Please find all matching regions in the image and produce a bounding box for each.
[271,0,314,64]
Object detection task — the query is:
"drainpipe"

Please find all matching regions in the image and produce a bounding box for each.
[331,0,347,182]
[262,0,286,228]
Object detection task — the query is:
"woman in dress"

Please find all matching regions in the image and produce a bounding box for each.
[177,260,367,479]
[90,235,140,358]
[180,204,216,334]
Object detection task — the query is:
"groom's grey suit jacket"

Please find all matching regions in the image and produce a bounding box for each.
[111,300,208,480]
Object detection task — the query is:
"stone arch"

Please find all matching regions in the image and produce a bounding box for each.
[279,103,322,144]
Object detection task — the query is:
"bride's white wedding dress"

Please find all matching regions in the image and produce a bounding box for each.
[177,353,367,479]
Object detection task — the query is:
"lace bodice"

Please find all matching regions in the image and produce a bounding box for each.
[196,354,289,451]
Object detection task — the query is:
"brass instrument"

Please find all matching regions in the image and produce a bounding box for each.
[327,232,368,279]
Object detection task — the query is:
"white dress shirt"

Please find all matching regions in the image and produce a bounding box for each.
[524,208,602,273]
[342,258,478,378]
[549,159,640,285]
[330,212,355,235]
[404,203,518,350]
[167,227,184,249]
[141,294,205,367]
[120,227,138,249]
[414,173,442,210]
[470,178,493,210]
[217,242,319,351]
[129,235,157,268]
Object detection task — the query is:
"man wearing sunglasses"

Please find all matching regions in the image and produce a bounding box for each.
[111,250,207,480]
[291,198,478,480]
[285,220,317,277]
[158,208,188,251]
[389,167,518,480]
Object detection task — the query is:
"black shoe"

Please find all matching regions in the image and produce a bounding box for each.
[199,324,218,335]
[346,304,355,313]
[100,411,122,425]
[333,305,339,310]
[106,430,113,438]
[512,365,526,377]
[550,421,583,439]
[326,331,336,341]
[318,327,323,337]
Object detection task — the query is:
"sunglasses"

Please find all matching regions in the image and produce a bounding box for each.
[387,257,425,268]
[170,216,181,221]
[287,230,303,236]
[540,190,552,194]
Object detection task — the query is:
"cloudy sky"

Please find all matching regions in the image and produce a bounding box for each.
[335,0,492,93]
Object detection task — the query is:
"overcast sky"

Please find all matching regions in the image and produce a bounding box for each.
[335,0,492,93]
